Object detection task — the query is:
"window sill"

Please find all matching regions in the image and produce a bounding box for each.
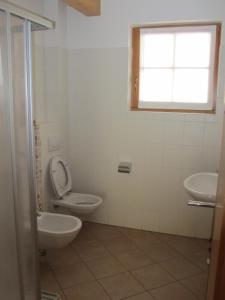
[130,107,216,114]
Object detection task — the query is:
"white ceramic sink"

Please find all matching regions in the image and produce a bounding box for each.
[184,172,218,203]
[37,212,82,249]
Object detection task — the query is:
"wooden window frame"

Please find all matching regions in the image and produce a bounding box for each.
[131,22,221,113]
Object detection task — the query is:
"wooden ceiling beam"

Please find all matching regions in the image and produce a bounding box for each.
[64,0,101,16]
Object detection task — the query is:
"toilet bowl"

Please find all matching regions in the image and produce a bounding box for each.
[50,156,103,217]
[37,212,82,249]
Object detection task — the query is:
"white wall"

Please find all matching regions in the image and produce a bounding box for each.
[9,0,44,15]
[67,0,225,238]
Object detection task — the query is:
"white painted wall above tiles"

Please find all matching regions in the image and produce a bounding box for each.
[67,0,225,238]
[67,0,225,49]
[9,0,44,15]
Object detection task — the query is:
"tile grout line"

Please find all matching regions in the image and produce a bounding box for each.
[49,247,96,292]
[70,239,114,300]
[80,223,208,297]
[157,235,210,273]
[41,222,210,300]
[84,224,152,297]
[178,272,208,300]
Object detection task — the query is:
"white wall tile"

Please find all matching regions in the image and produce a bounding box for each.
[162,145,183,169]
[66,0,225,239]
[184,113,205,123]
[203,122,223,147]
[183,122,204,146]
[202,147,221,172]
[163,121,184,145]
[182,146,203,169]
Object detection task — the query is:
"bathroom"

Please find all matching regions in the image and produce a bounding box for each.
[1,0,225,299]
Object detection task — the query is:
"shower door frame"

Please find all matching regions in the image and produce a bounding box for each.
[0,2,54,299]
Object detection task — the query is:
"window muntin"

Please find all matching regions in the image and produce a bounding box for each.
[131,23,221,112]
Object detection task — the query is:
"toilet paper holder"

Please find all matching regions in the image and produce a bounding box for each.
[118,162,132,173]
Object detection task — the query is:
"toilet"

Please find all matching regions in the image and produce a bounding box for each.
[50,156,103,217]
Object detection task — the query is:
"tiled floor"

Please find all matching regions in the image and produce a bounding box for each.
[40,222,210,300]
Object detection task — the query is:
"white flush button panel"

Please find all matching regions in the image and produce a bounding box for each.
[48,135,61,152]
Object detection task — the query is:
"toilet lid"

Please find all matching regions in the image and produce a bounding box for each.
[50,156,72,198]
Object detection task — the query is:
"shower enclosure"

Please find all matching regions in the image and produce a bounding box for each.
[0,2,53,299]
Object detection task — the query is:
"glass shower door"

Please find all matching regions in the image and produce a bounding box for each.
[10,15,39,300]
[0,10,23,300]
[0,11,39,300]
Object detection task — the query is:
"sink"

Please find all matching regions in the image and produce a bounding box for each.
[184,172,218,204]
[37,212,82,249]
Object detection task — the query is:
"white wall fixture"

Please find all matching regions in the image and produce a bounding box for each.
[184,172,218,207]
[50,156,103,218]
[37,211,82,249]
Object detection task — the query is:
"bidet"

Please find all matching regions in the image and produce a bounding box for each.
[37,212,82,249]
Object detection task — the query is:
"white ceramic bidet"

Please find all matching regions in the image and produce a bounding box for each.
[50,156,103,217]
[37,212,82,249]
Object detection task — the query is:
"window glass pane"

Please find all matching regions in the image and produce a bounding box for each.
[173,69,209,103]
[175,32,211,68]
[140,69,173,102]
[140,32,174,67]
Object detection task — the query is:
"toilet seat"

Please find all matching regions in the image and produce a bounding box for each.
[54,193,103,215]
[50,156,103,216]
[50,156,72,198]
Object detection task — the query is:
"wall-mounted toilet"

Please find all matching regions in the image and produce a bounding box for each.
[50,156,103,218]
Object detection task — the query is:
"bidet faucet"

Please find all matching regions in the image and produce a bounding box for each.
[37,211,41,217]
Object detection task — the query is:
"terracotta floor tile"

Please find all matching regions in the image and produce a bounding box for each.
[183,249,210,271]
[46,246,81,269]
[160,256,201,280]
[71,225,96,245]
[142,242,181,263]
[152,232,177,242]
[103,236,137,255]
[53,261,94,288]
[132,264,174,290]
[123,228,160,248]
[40,264,60,292]
[150,282,198,300]
[85,255,125,279]
[72,240,109,261]
[181,273,208,300]
[89,222,124,241]
[167,236,203,256]
[125,292,155,300]
[196,239,210,251]
[114,248,154,270]
[40,222,209,299]
[99,272,144,300]
[64,281,110,300]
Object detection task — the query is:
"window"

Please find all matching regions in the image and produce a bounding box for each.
[131,23,221,112]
